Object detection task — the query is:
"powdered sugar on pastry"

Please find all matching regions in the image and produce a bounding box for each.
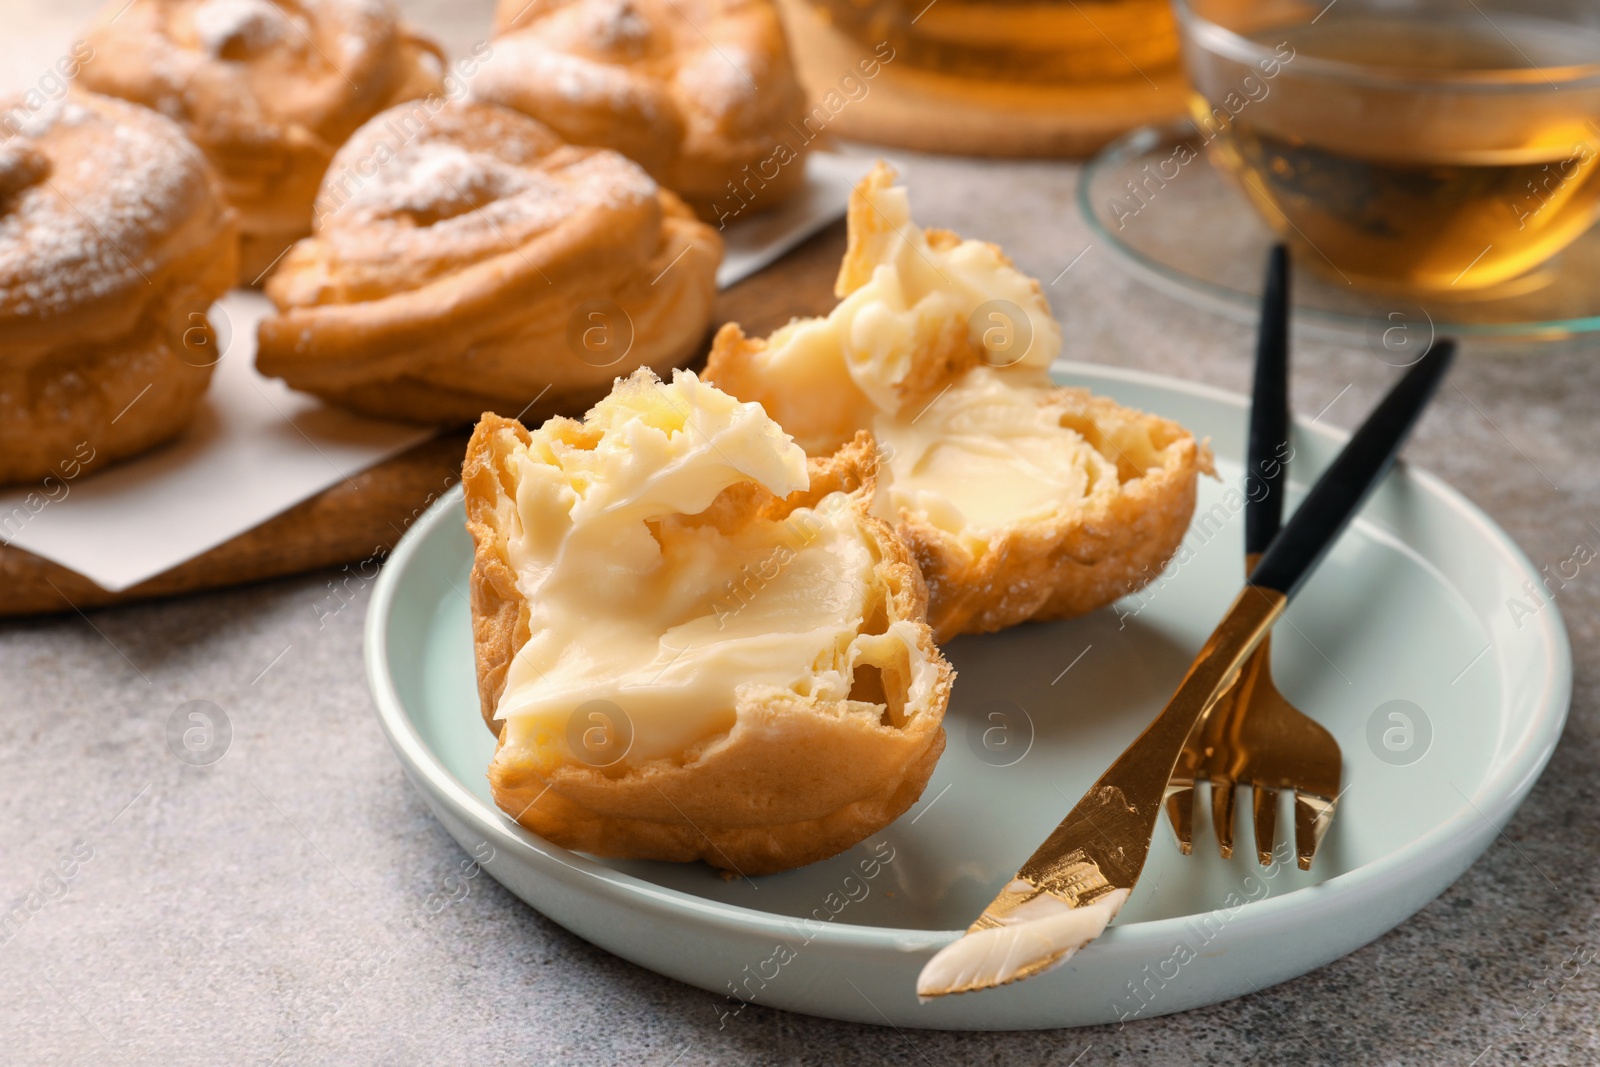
[83,0,446,281]
[0,90,237,487]
[0,95,210,318]
[477,0,809,218]
[676,43,759,120]
[325,131,659,260]
[5,97,93,140]
[256,101,722,424]
[578,0,652,53]
[342,142,534,221]
[191,0,288,56]
[474,35,662,116]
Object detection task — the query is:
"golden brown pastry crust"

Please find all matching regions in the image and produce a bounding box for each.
[464,415,953,875]
[905,389,1211,639]
[0,92,238,487]
[81,0,445,283]
[477,0,810,221]
[254,101,722,424]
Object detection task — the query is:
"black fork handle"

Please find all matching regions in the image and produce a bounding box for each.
[1248,341,1456,601]
[1246,245,1291,561]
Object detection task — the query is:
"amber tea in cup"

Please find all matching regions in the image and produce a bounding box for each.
[811,0,1180,83]
[1175,0,1600,292]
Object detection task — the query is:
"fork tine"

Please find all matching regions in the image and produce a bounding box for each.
[1211,779,1236,859]
[1163,785,1195,855]
[1251,786,1279,867]
[1164,728,1209,855]
[1293,792,1337,871]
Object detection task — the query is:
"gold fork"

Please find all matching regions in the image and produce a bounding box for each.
[1199,609,1342,869]
[918,337,1456,997]
[1165,246,1342,872]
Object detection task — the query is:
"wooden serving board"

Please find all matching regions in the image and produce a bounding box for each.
[0,220,849,618]
[777,0,1186,159]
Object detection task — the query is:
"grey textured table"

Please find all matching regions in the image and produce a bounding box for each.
[4,4,1599,1064]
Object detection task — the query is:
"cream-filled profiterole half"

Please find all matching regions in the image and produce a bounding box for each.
[464,368,953,875]
[705,163,1213,639]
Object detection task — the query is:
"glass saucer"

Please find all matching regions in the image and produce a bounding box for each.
[1078,121,1600,345]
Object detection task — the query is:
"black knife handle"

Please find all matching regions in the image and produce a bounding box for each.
[1248,340,1456,600]
[1245,245,1290,559]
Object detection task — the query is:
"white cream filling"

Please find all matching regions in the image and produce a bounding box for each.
[713,173,1133,545]
[916,886,1130,997]
[721,177,1061,452]
[492,369,932,768]
[840,181,1063,399]
[877,367,1122,540]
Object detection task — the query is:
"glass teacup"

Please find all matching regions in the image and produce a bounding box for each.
[1174,0,1600,292]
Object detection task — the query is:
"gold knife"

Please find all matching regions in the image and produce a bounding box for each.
[917,338,1456,998]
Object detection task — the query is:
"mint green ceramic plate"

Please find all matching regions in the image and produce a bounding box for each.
[365,363,1570,1030]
